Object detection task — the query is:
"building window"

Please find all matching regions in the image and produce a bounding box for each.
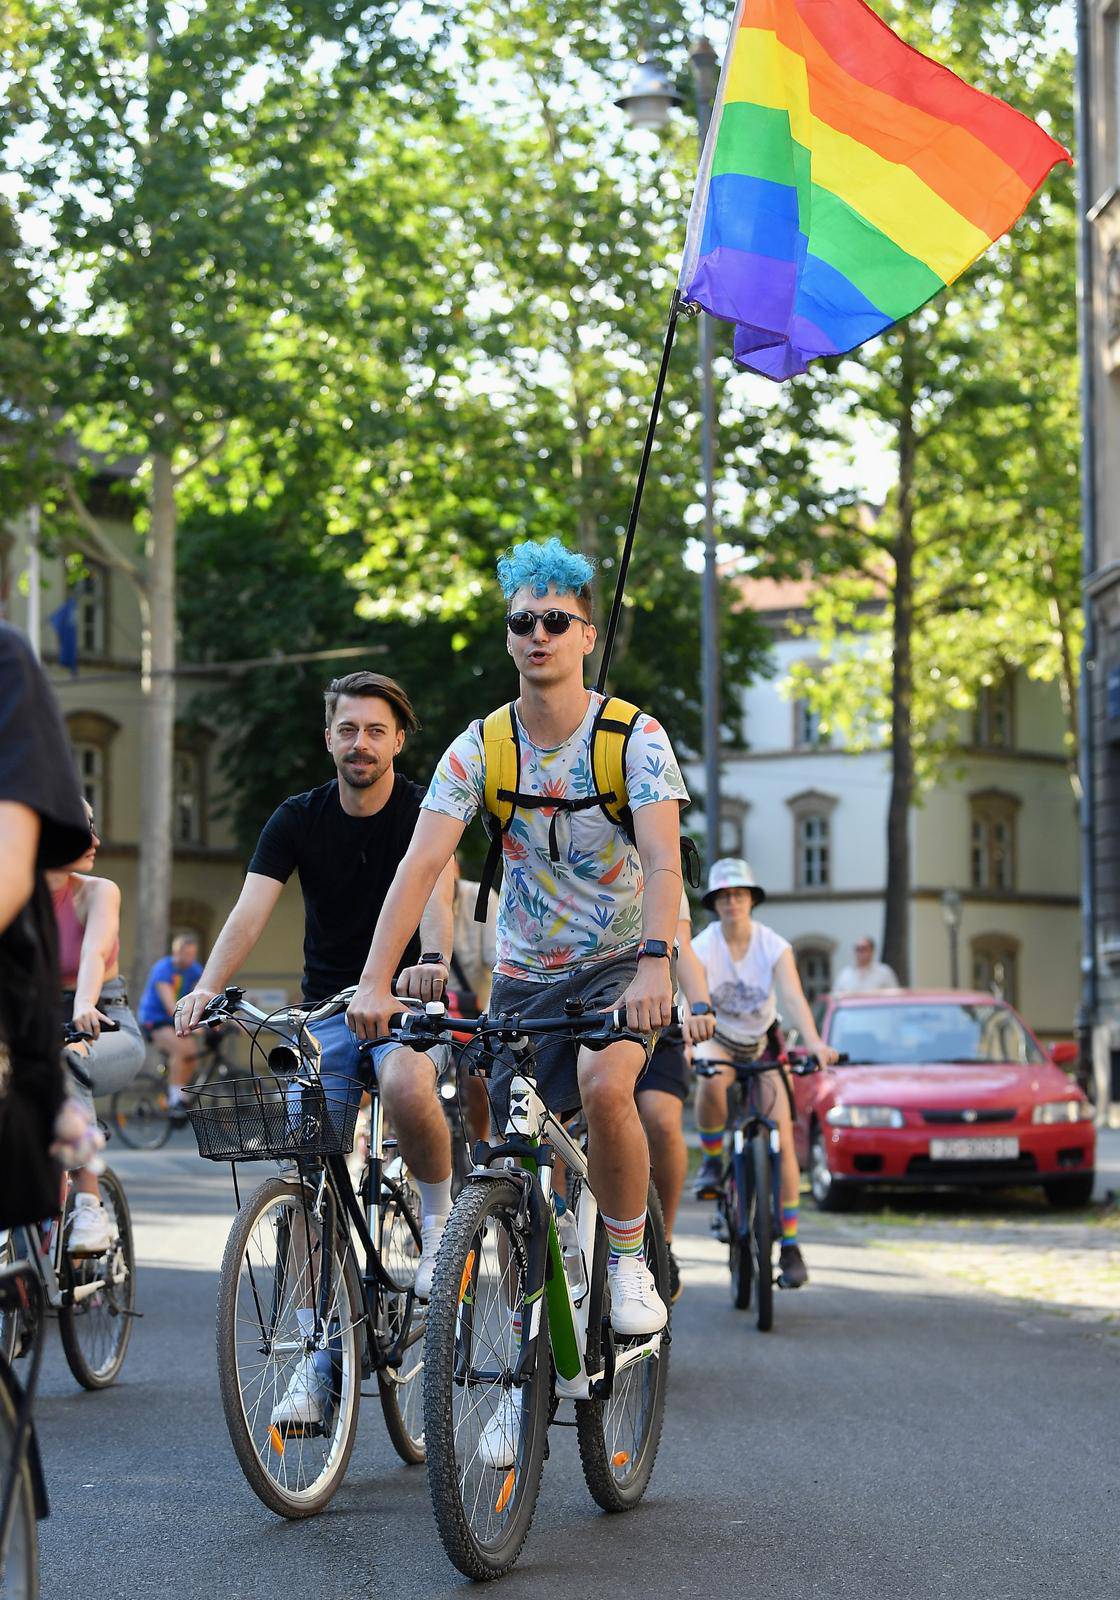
[796,943,833,1003]
[72,742,104,824]
[65,711,120,837]
[787,789,838,892]
[969,791,1019,890]
[76,565,108,658]
[971,934,1020,1006]
[793,696,826,750]
[972,676,1014,750]
[173,748,204,846]
[718,799,749,859]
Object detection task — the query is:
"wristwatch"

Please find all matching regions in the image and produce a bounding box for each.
[690,1001,713,1016]
[636,939,671,961]
[419,952,447,965]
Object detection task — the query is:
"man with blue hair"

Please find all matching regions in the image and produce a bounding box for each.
[349,537,689,1449]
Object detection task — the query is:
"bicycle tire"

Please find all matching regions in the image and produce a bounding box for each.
[0,1234,23,1366]
[576,1182,671,1513]
[375,1171,426,1465]
[750,1132,774,1333]
[0,1362,37,1600]
[59,1168,135,1389]
[424,1178,549,1581]
[110,1068,172,1151]
[216,1176,362,1519]
[726,1166,752,1311]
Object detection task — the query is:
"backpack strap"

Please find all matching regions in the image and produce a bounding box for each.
[475,705,520,922]
[590,695,641,842]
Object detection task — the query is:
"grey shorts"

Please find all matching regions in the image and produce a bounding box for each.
[62,978,146,1113]
[488,947,661,1121]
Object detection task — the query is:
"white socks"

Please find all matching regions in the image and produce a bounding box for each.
[416,1177,452,1224]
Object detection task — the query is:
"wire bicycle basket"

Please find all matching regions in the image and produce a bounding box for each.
[186,1073,364,1163]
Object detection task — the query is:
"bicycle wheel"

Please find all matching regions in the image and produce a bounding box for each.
[576,1183,671,1513]
[375,1167,426,1465]
[725,1165,752,1311]
[0,1234,23,1366]
[424,1178,549,1581]
[750,1132,774,1333]
[59,1169,135,1389]
[0,1366,37,1600]
[110,1068,172,1151]
[216,1175,362,1519]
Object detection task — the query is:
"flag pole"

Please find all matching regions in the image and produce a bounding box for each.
[595,288,682,694]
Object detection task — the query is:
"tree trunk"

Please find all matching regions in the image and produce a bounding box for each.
[882,330,917,984]
[132,449,176,993]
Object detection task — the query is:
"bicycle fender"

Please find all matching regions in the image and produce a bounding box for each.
[0,1358,48,1521]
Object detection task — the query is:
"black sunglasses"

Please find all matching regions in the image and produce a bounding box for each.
[506,608,590,637]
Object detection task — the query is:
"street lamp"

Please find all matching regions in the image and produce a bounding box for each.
[940,889,962,988]
[616,37,723,876]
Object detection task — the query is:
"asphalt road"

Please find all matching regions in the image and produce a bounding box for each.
[33,1138,1119,1600]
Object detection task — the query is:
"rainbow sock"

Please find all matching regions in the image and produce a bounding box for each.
[698,1125,724,1158]
[781,1205,799,1245]
[603,1212,646,1264]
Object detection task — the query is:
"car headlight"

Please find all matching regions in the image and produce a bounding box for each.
[1031,1100,1094,1124]
[826,1104,904,1129]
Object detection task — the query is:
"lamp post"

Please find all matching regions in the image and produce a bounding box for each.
[940,888,962,989]
[616,38,723,873]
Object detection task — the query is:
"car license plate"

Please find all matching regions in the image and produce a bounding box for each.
[929,1136,1020,1161]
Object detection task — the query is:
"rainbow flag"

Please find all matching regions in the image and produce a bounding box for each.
[678,0,1070,380]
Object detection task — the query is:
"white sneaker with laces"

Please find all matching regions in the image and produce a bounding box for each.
[415,1215,447,1302]
[477,1391,521,1471]
[270,1357,327,1428]
[68,1195,111,1257]
[607,1255,668,1337]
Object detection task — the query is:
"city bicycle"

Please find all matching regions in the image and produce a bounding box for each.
[696,1048,842,1332]
[186,986,428,1518]
[110,1023,243,1150]
[0,1260,47,1600]
[0,1028,136,1389]
[391,1001,675,1582]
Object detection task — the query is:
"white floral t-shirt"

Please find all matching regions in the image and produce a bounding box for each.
[691,920,791,1044]
[422,693,689,979]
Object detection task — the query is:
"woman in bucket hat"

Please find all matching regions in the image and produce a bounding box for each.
[690,859,837,1288]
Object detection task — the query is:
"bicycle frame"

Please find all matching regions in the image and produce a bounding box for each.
[0,1177,114,1321]
[0,1263,48,1564]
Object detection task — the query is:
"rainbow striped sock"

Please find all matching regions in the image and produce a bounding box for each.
[603,1212,646,1263]
[781,1205,799,1245]
[698,1125,725,1158]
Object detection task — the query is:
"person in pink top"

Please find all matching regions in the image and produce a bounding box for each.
[47,798,145,1254]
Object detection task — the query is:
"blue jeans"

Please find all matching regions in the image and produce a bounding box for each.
[302,1010,403,1102]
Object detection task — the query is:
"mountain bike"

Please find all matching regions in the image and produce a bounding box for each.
[0,1028,136,1389]
[110,1023,243,1150]
[695,1048,840,1332]
[391,1001,675,1582]
[187,986,429,1518]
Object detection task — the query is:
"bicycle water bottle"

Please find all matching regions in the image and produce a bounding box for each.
[556,1206,587,1301]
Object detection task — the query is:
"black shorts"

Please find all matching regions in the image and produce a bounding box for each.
[636,1030,690,1103]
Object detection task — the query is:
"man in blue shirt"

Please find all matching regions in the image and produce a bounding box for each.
[138,934,204,1108]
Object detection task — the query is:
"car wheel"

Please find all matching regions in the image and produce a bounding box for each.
[809,1125,860,1213]
[1043,1174,1095,1209]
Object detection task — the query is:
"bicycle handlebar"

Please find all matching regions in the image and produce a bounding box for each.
[694,1050,848,1079]
[388,1002,681,1047]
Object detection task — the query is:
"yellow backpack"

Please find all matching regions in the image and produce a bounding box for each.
[473,697,699,921]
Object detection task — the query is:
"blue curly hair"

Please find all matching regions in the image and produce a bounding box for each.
[496,538,596,610]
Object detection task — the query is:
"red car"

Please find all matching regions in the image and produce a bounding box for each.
[792,990,1096,1210]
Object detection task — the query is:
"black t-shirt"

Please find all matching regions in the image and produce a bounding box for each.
[248,775,425,1002]
[0,624,93,1225]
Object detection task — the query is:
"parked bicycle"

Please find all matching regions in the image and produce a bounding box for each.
[695,1047,844,1331]
[110,1022,243,1150]
[186,986,428,1518]
[0,1259,47,1600]
[390,1000,676,1582]
[0,1027,136,1390]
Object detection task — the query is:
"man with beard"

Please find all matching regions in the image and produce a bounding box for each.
[178,673,455,1339]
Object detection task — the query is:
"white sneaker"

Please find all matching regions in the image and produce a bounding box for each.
[415,1215,447,1302]
[68,1196,111,1257]
[270,1357,327,1429]
[607,1255,667,1337]
[477,1391,521,1470]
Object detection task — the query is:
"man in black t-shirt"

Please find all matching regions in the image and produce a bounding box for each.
[178,672,455,1423]
[0,623,96,1225]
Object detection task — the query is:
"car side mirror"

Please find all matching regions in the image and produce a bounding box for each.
[1049,1040,1078,1069]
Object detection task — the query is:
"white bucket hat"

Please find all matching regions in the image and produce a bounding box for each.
[702,857,767,909]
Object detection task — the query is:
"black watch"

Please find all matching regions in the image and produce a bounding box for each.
[636,939,671,961]
[419,952,447,965]
[690,1001,713,1016]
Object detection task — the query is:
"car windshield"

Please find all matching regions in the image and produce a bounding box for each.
[828,1001,1046,1067]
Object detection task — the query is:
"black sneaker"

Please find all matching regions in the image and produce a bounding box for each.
[778,1242,808,1289]
[667,1248,682,1303]
[693,1154,724,1200]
